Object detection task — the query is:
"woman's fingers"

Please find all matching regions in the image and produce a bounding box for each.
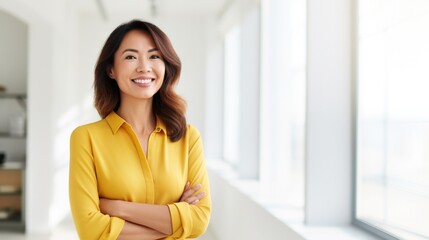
[183,182,190,191]
[180,183,206,204]
[187,191,206,205]
[179,182,191,201]
[180,183,201,200]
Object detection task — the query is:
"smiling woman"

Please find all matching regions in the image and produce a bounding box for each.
[69,20,211,240]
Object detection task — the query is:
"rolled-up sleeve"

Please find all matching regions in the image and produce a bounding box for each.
[69,127,125,240]
[168,126,212,239]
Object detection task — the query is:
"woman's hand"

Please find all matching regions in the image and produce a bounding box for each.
[179,182,206,205]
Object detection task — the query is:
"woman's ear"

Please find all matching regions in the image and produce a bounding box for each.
[107,67,115,79]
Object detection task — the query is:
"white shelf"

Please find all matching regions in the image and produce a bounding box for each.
[0,162,25,170]
[0,92,26,110]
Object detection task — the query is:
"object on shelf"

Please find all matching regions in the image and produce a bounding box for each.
[0,152,5,165]
[0,208,16,220]
[0,84,5,92]
[0,185,20,194]
[0,92,27,110]
[8,114,26,137]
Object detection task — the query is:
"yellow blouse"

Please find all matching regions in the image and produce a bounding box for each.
[69,112,211,240]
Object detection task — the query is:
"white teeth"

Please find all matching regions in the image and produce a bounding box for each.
[133,79,152,84]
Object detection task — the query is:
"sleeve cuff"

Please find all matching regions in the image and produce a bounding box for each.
[109,216,126,240]
[168,202,191,239]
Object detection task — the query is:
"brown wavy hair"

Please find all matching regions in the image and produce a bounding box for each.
[94,19,187,142]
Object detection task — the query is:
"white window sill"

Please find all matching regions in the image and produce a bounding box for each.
[207,159,380,240]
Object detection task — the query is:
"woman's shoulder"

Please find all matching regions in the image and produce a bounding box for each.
[71,119,107,138]
[186,124,200,134]
[185,124,202,142]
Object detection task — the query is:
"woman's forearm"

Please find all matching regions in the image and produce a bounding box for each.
[100,183,206,235]
[100,199,172,235]
[121,202,172,235]
[118,221,167,240]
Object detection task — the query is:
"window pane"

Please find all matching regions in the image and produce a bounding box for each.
[356,1,429,239]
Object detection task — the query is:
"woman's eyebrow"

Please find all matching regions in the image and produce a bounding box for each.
[148,48,159,53]
[121,48,159,54]
[122,48,138,54]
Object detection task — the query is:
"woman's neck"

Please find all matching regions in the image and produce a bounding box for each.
[116,98,156,135]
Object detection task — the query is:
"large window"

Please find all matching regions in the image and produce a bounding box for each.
[356,1,429,239]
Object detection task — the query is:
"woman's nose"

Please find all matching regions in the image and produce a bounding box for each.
[137,59,151,72]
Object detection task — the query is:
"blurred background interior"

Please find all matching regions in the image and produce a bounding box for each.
[0,0,428,239]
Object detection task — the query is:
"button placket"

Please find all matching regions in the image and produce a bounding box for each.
[124,124,155,203]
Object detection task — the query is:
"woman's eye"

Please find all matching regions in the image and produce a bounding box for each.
[125,55,136,60]
[150,55,161,59]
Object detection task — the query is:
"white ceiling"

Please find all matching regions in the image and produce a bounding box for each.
[75,0,229,19]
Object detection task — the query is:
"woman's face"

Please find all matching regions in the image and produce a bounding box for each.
[110,30,165,102]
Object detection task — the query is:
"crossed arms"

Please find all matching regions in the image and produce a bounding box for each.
[99,183,206,240]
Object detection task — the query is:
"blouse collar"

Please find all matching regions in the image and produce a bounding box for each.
[105,111,167,135]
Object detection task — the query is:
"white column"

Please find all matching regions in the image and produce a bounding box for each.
[238,4,261,179]
[305,0,354,224]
